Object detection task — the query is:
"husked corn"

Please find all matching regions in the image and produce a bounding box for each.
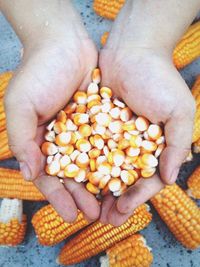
[42,68,165,197]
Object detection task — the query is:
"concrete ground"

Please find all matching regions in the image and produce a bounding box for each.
[0,1,200,266]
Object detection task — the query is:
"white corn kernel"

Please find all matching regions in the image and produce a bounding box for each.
[73,114,89,125]
[113,98,125,108]
[54,153,62,161]
[97,162,112,175]
[64,164,79,178]
[55,132,72,146]
[120,107,132,122]
[41,142,58,156]
[66,119,78,131]
[108,178,121,192]
[47,155,54,165]
[87,82,99,95]
[100,87,112,99]
[124,132,132,140]
[111,166,121,177]
[125,147,140,157]
[109,120,123,134]
[112,150,125,167]
[107,139,118,150]
[141,140,157,152]
[76,139,92,153]
[45,160,60,176]
[74,169,86,183]
[96,156,107,166]
[109,107,121,119]
[147,124,162,140]
[75,152,89,168]
[156,136,165,145]
[101,102,113,113]
[141,154,158,168]
[95,113,111,127]
[92,68,101,84]
[70,150,80,162]
[154,144,165,158]
[45,131,55,142]
[46,119,56,131]
[135,116,150,132]
[73,91,87,105]
[60,155,71,169]
[99,174,111,189]
[90,105,101,115]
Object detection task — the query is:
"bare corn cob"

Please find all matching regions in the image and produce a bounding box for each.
[100,234,153,267]
[57,204,152,265]
[0,198,27,246]
[0,167,45,201]
[93,0,125,20]
[173,21,200,69]
[151,183,200,249]
[192,75,200,143]
[0,129,13,160]
[0,72,12,99]
[32,204,89,246]
[187,166,200,199]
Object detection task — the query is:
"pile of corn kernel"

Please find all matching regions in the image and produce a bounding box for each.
[41,68,165,197]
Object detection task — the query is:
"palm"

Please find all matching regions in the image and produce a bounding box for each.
[99,49,195,226]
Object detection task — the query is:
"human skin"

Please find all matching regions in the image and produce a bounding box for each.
[1,0,200,225]
[0,0,100,222]
[99,0,200,226]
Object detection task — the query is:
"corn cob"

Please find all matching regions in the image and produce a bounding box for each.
[32,204,89,246]
[151,183,200,249]
[0,72,12,99]
[57,204,152,265]
[100,234,153,267]
[191,75,200,143]
[187,166,200,199]
[173,21,200,69]
[93,0,125,20]
[0,167,45,201]
[0,198,27,246]
[0,98,6,131]
[0,129,13,160]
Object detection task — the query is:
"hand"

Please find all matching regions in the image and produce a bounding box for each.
[4,9,100,222]
[99,24,195,227]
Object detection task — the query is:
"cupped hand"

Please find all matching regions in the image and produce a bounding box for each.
[4,18,100,222]
[99,30,195,226]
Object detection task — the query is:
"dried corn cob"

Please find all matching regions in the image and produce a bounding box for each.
[0,198,27,246]
[187,166,200,199]
[0,72,12,99]
[57,204,152,265]
[173,21,200,69]
[93,0,125,20]
[0,97,6,132]
[151,183,200,249]
[192,75,200,143]
[0,129,13,160]
[32,204,89,246]
[0,167,45,201]
[100,234,153,267]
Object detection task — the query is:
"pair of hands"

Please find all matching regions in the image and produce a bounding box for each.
[4,3,195,226]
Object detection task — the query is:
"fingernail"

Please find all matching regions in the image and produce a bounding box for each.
[170,167,179,184]
[19,162,32,181]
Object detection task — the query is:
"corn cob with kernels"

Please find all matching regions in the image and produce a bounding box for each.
[0,129,13,160]
[0,72,12,99]
[151,183,200,249]
[100,234,153,267]
[0,167,45,201]
[32,204,89,246]
[0,97,5,132]
[57,204,152,265]
[93,0,125,20]
[42,68,165,197]
[0,198,27,246]
[187,166,200,199]
[192,75,200,143]
[173,21,200,69]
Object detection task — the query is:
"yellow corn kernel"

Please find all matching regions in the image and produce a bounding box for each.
[135,116,150,132]
[147,124,162,140]
[64,102,77,114]
[88,148,101,159]
[92,68,101,84]
[53,121,67,134]
[79,124,92,137]
[100,86,112,99]
[76,104,87,113]
[187,166,200,199]
[86,182,100,194]
[130,135,142,148]
[73,91,87,105]
[57,110,67,124]
[118,138,130,150]
[73,114,89,126]
[90,159,96,172]
[76,139,92,153]
[55,132,72,146]
[112,149,125,167]
[64,164,79,178]
[75,153,89,168]
[141,168,156,178]
[41,142,58,156]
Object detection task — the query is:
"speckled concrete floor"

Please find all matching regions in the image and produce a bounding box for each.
[0,1,200,267]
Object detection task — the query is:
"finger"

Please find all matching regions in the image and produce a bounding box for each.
[63,179,100,221]
[159,113,193,184]
[4,78,42,181]
[34,175,78,222]
[99,194,115,224]
[107,175,164,226]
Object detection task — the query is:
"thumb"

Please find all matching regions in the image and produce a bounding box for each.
[5,88,42,181]
[159,111,194,185]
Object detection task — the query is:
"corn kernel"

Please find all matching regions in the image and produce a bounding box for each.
[79,124,92,137]
[46,119,56,131]
[141,140,157,152]
[111,166,121,177]
[109,107,121,119]
[122,120,135,131]
[73,91,87,105]
[120,107,132,122]
[60,155,71,169]
[108,178,121,192]
[113,98,125,108]
[45,160,60,176]
[90,159,96,172]
[41,142,58,156]
[86,182,100,194]
[88,148,101,159]
[125,147,140,157]
[76,139,92,153]
[95,112,111,127]
[64,102,77,114]
[155,143,165,158]
[73,114,89,126]
[112,150,125,167]
[130,135,142,148]
[87,100,102,109]
[141,154,158,168]
[88,171,102,186]
[45,131,55,142]
[55,132,72,146]
[141,168,156,178]
[57,110,67,124]
[54,121,67,134]
[87,82,99,95]
[75,152,89,168]
[74,169,86,183]
[92,68,101,84]
[135,116,150,132]
[59,144,74,155]
[100,87,112,99]
[76,104,87,113]
[99,174,111,189]
[64,164,79,178]
[97,162,112,175]
[70,150,80,162]
[93,135,104,150]
[147,124,162,140]
[108,120,123,134]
